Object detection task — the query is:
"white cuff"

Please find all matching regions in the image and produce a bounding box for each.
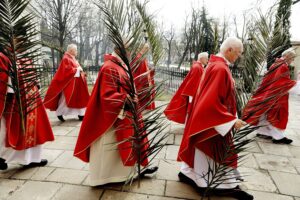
[74,68,81,77]
[214,118,237,137]
[7,77,14,93]
[117,104,126,120]
[289,81,300,95]
[188,96,193,103]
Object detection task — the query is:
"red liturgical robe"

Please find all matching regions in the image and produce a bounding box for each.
[177,55,237,168]
[132,55,156,110]
[74,55,149,166]
[243,58,296,129]
[164,61,204,124]
[44,52,89,110]
[0,53,54,150]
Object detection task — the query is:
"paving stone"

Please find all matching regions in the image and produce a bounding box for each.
[166,134,175,145]
[11,167,38,179]
[174,134,183,145]
[165,145,179,160]
[41,149,64,163]
[289,146,300,158]
[46,168,88,184]
[59,119,82,127]
[239,167,277,192]
[124,179,165,196]
[248,190,294,200]
[269,171,300,197]
[7,181,62,200]
[52,126,74,136]
[165,180,200,200]
[254,153,297,174]
[0,166,19,178]
[30,167,55,181]
[239,153,259,169]
[258,142,293,157]
[45,136,77,150]
[0,179,24,199]
[101,190,185,200]
[156,159,181,181]
[67,127,81,136]
[244,141,262,153]
[50,150,86,170]
[52,185,103,200]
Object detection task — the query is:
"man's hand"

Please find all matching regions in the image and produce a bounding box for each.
[234,119,247,130]
[127,94,138,104]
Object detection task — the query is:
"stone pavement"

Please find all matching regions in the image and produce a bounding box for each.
[1,95,300,200]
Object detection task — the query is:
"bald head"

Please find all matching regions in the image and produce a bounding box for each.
[282,47,296,65]
[198,52,209,65]
[220,37,243,64]
[67,44,78,57]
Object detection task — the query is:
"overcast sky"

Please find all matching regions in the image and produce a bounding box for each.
[148,0,300,41]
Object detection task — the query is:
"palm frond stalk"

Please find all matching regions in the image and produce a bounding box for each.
[96,0,169,187]
[0,0,43,133]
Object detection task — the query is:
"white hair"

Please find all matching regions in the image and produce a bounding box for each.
[282,47,296,57]
[67,44,77,51]
[220,37,243,53]
[198,52,209,60]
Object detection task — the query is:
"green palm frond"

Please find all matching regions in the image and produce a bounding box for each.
[95,0,168,187]
[0,0,43,132]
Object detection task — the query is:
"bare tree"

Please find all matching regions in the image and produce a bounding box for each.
[37,0,81,64]
[163,25,175,67]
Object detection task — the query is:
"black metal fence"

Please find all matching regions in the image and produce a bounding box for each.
[40,66,101,88]
[155,67,189,93]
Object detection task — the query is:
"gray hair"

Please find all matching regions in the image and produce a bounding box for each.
[67,44,77,52]
[282,47,296,57]
[220,37,243,53]
[198,52,209,60]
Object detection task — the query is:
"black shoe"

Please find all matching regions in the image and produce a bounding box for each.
[140,166,158,177]
[213,186,254,200]
[272,137,293,144]
[57,115,65,122]
[178,172,206,195]
[78,115,84,121]
[0,158,8,170]
[23,159,48,168]
[256,133,272,140]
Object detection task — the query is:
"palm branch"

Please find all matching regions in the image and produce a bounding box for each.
[95,0,169,187]
[0,0,43,132]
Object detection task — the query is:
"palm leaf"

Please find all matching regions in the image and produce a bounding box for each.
[0,0,43,132]
[95,0,169,188]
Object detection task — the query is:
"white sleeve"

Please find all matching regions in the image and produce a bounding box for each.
[188,96,193,103]
[214,118,237,136]
[289,81,300,95]
[74,68,81,77]
[7,77,14,93]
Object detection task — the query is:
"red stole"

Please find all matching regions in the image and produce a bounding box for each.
[177,55,237,168]
[243,58,296,129]
[0,53,54,150]
[164,61,204,124]
[44,52,89,110]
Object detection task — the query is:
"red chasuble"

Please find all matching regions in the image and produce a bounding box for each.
[132,56,156,110]
[242,58,296,129]
[74,55,149,166]
[164,61,204,124]
[44,52,89,110]
[0,53,54,150]
[177,55,237,168]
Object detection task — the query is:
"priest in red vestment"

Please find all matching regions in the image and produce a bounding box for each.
[164,52,208,124]
[177,38,253,200]
[44,44,89,122]
[74,50,157,186]
[133,44,156,111]
[0,51,54,170]
[243,48,299,144]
